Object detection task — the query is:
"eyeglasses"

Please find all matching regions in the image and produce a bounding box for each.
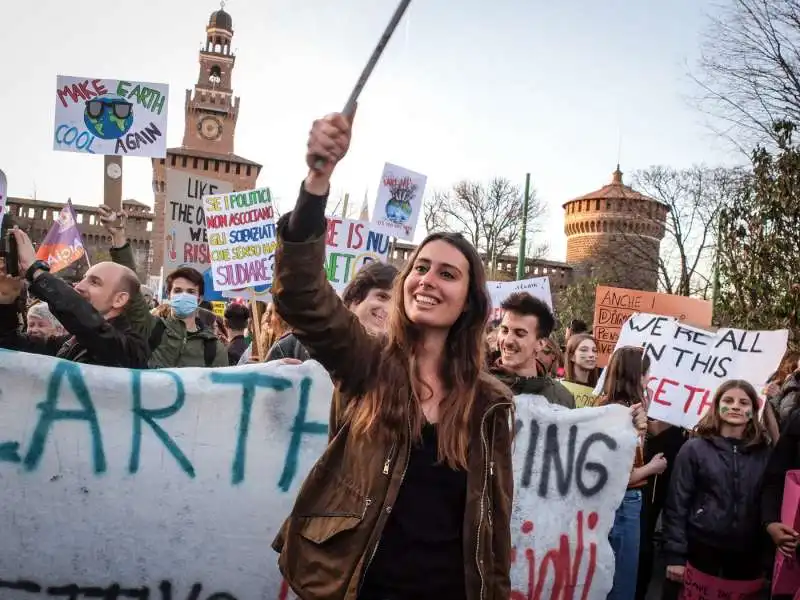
[85,99,133,120]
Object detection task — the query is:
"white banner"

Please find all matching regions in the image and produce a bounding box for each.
[0,351,636,599]
[164,168,234,276]
[54,76,168,157]
[594,313,788,428]
[370,163,427,241]
[488,277,553,322]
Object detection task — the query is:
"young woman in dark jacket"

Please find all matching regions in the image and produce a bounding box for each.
[271,113,514,600]
[661,380,772,598]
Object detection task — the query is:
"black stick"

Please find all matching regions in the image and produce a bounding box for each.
[313,0,413,169]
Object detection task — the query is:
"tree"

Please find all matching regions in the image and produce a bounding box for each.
[554,275,603,345]
[696,0,800,147]
[423,178,548,272]
[629,166,741,297]
[716,120,800,342]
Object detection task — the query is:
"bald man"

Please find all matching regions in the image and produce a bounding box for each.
[0,228,148,368]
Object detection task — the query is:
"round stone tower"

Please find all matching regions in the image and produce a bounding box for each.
[563,166,668,291]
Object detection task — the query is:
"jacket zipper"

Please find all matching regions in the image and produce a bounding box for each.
[382,441,397,475]
[732,444,739,529]
[475,401,512,600]
[360,416,412,594]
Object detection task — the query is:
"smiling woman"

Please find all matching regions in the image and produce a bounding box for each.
[270,112,514,600]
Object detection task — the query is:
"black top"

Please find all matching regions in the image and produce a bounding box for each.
[359,423,468,600]
[227,334,248,365]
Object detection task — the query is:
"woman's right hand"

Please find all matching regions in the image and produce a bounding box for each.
[767,522,800,556]
[305,113,354,185]
[666,565,685,582]
[647,452,668,476]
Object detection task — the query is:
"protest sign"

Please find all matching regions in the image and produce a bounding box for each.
[488,277,552,322]
[0,351,636,599]
[593,286,713,367]
[370,163,426,240]
[163,168,233,277]
[203,188,277,292]
[594,312,787,428]
[772,471,800,596]
[560,380,597,408]
[680,563,763,600]
[325,216,391,291]
[511,395,637,599]
[35,200,86,273]
[54,76,168,157]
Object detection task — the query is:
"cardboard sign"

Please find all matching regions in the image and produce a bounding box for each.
[54,76,168,157]
[203,188,277,292]
[163,168,233,277]
[594,313,787,428]
[560,380,597,408]
[0,351,637,599]
[487,277,553,322]
[370,163,426,241]
[593,286,713,367]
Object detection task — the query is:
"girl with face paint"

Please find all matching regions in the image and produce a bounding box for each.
[661,380,771,597]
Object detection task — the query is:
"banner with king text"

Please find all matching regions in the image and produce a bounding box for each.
[594,313,787,428]
[0,350,636,599]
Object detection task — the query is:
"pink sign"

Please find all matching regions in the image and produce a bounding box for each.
[773,470,800,596]
[679,564,763,600]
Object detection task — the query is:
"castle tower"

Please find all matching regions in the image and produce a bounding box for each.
[150,4,261,274]
[563,166,668,291]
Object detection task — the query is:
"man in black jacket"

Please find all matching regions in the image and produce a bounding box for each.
[0,228,148,368]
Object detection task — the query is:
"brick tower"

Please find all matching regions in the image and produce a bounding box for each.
[563,166,668,291]
[150,4,261,273]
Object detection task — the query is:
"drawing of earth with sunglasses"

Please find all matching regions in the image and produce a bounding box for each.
[83,96,134,140]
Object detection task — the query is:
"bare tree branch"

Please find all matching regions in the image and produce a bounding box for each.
[422,177,548,275]
[694,0,800,147]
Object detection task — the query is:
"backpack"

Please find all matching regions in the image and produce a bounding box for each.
[148,319,217,367]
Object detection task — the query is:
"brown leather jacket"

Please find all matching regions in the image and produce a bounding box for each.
[271,219,514,600]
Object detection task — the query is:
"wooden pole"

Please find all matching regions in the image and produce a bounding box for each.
[104,156,123,211]
[250,299,264,361]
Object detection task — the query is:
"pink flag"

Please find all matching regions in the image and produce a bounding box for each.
[35,200,86,273]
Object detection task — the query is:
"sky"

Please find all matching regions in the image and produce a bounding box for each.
[0,0,740,261]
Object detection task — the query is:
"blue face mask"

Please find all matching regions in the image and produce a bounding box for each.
[170,292,199,318]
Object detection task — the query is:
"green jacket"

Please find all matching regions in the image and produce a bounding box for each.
[110,244,228,368]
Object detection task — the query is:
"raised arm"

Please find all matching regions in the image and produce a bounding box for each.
[272,113,379,393]
[99,205,159,341]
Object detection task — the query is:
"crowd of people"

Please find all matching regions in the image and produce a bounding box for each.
[0,109,797,600]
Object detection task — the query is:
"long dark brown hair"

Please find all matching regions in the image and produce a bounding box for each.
[345,232,491,469]
[774,351,800,385]
[565,333,599,387]
[694,380,767,447]
[598,346,651,407]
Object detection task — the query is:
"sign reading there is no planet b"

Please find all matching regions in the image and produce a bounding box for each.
[53,75,169,158]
